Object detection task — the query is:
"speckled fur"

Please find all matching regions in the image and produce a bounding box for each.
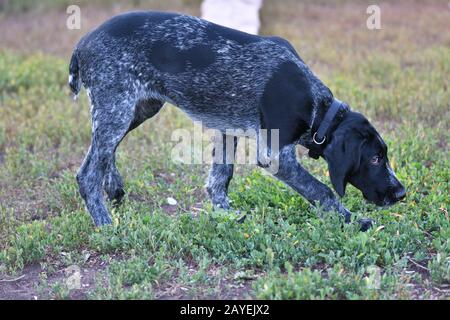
[206,134,238,210]
[69,11,352,226]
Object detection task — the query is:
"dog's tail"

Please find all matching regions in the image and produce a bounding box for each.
[69,50,82,99]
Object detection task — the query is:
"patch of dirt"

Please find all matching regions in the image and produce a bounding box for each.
[0,253,107,300]
[0,264,42,300]
[155,263,258,300]
[161,203,179,215]
[155,278,254,300]
[402,257,449,299]
[0,149,85,223]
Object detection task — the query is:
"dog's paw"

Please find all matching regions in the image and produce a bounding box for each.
[213,202,231,210]
[358,218,374,232]
[235,211,247,223]
[212,205,247,223]
[93,212,113,227]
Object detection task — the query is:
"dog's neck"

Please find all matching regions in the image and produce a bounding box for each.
[311,97,349,134]
[300,96,350,159]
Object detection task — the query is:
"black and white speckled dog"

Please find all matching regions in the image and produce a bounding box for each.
[69,11,406,229]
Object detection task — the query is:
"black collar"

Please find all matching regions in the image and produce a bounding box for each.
[308,98,350,159]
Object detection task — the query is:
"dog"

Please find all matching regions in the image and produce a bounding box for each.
[69,11,406,230]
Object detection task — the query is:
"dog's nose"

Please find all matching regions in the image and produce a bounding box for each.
[394,185,406,201]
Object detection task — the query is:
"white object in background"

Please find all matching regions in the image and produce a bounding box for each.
[201,0,263,35]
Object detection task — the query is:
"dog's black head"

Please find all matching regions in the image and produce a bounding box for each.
[323,111,405,206]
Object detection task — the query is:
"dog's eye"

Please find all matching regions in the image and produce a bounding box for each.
[370,155,382,165]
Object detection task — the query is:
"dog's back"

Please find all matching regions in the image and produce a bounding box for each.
[70,11,323,131]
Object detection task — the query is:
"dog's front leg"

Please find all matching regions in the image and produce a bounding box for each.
[268,144,352,222]
[263,144,373,230]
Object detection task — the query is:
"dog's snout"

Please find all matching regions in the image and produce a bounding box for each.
[394,185,406,201]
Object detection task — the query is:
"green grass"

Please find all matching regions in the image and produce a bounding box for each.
[0,0,449,299]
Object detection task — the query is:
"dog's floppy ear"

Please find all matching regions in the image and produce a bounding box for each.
[324,133,364,197]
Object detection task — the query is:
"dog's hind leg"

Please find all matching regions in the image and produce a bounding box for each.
[103,98,164,204]
[103,153,125,205]
[77,93,139,226]
[206,133,238,210]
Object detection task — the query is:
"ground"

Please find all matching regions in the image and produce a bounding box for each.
[0,0,449,299]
